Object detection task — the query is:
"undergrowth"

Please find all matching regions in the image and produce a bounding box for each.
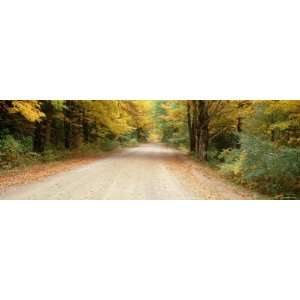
[0,134,138,171]
[217,135,300,199]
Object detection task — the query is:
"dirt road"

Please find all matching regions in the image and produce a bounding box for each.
[0,144,259,200]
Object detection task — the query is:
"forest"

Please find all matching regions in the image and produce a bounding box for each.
[0,100,300,199]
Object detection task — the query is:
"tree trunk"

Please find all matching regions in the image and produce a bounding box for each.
[43,101,54,150]
[187,101,196,152]
[82,109,90,143]
[33,101,54,153]
[237,117,242,132]
[195,101,209,161]
[64,102,71,149]
[236,117,242,149]
[63,100,82,149]
[33,121,45,152]
[199,123,209,161]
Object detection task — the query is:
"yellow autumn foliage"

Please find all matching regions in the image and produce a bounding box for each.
[9,100,45,122]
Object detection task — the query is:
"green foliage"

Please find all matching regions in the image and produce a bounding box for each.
[0,134,39,168]
[99,138,120,152]
[119,135,139,147]
[40,150,65,162]
[210,132,239,152]
[1,100,300,200]
[0,100,156,170]
[0,134,24,168]
[220,134,300,196]
[243,101,300,146]
[167,134,188,148]
[21,136,34,152]
[77,143,103,155]
[153,101,188,148]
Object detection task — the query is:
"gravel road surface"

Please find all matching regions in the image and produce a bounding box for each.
[0,144,258,200]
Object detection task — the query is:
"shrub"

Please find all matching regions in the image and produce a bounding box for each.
[0,135,24,168]
[20,136,33,152]
[211,132,240,152]
[0,134,44,168]
[219,134,300,196]
[166,132,188,149]
[77,143,103,155]
[40,149,64,162]
[207,132,240,164]
[100,138,120,151]
[124,138,139,147]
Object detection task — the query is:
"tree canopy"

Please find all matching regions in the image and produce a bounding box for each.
[1,99,299,198]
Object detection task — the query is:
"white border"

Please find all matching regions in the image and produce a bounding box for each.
[1,0,300,99]
[1,200,300,300]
